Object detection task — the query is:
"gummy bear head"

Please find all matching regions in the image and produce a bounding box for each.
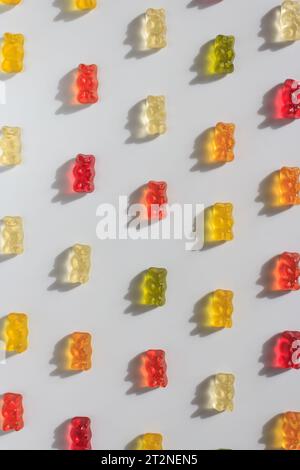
[76,154,95,166]
[2,127,21,139]
[78,64,97,76]
[4,33,24,46]
[73,244,91,259]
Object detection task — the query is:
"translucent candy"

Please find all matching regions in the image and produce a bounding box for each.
[145,9,167,49]
[272,252,300,291]
[5,313,28,353]
[280,412,300,450]
[76,0,96,10]
[212,123,235,162]
[1,216,24,255]
[76,64,99,105]
[204,290,234,328]
[1,33,24,74]
[0,127,22,166]
[68,244,91,284]
[280,0,300,41]
[134,433,163,450]
[73,155,95,193]
[205,203,234,242]
[141,349,168,388]
[69,332,92,371]
[139,267,167,306]
[70,417,92,450]
[274,167,300,206]
[0,0,22,5]
[209,373,235,412]
[208,35,235,75]
[145,96,166,135]
[281,79,300,118]
[145,181,168,221]
[273,331,300,369]
[2,393,24,432]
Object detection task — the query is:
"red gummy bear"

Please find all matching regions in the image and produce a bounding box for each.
[76,64,99,105]
[70,417,92,451]
[142,349,168,388]
[73,154,95,193]
[2,393,24,432]
[273,331,300,369]
[281,79,300,119]
[273,252,300,291]
[145,181,168,221]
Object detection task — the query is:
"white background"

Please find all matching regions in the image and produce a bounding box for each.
[0,0,299,450]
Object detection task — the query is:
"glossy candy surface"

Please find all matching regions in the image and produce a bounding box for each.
[209,35,235,75]
[209,373,235,412]
[69,332,92,371]
[77,64,99,105]
[0,127,21,166]
[2,216,24,255]
[76,0,96,10]
[5,313,28,353]
[141,349,168,388]
[139,267,167,306]
[280,0,300,41]
[212,123,235,162]
[281,79,300,118]
[205,203,234,242]
[145,181,168,221]
[1,33,24,73]
[145,9,167,49]
[2,393,24,432]
[70,417,92,450]
[73,155,95,193]
[205,290,234,328]
[273,331,300,369]
[134,433,163,450]
[145,96,166,135]
[68,244,91,284]
[272,252,300,291]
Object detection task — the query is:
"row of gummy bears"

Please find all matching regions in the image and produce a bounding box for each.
[1,0,300,451]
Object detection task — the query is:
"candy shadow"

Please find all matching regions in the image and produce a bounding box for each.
[256,256,291,299]
[190,295,222,337]
[48,248,80,292]
[55,69,91,115]
[51,159,85,205]
[187,0,222,8]
[124,14,158,60]
[259,414,282,449]
[189,129,225,172]
[52,0,89,22]
[124,270,157,315]
[49,336,80,378]
[258,6,292,52]
[190,40,225,85]
[191,376,219,419]
[258,334,289,377]
[256,171,292,217]
[258,84,294,129]
[0,254,17,263]
[125,100,158,144]
[0,5,15,14]
[125,354,155,395]
[52,419,70,450]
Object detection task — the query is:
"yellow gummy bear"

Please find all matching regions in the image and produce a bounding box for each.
[75,0,97,10]
[1,0,22,4]
[1,33,24,74]
[277,167,300,206]
[205,290,234,328]
[5,313,28,353]
[0,127,22,166]
[212,123,235,163]
[145,9,167,49]
[2,216,24,254]
[139,267,167,307]
[134,433,163,450]
[205,203,234,243]
[69,332,92,371]
[145,96,166,135]
[280,0,300,41]
[68,244,91,284]
[210,373,235,412]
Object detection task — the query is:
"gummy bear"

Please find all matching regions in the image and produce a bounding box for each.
[68,244,91,284]
[69,332,92,371]
[145,9,167,49]
[272,252,300,291]
[1,216,24,255]
[141,349,168,388]
[0,0,22,4]
[145,181,168,221]
[209,373,235,412]
[281,79,300,118]
[205,203,234,242]
[133,433,163,450]
[5,313,28,353]
[0,127,22,166]
[145,96,166,135]
[205,290,234,328]
[2,393,24,432]
[139,267,167,306]
[76,64,99,105]
[280,412,300,450]
[1,33,24,74]
[75,0,97,10]
[70,417,92,450]
[212,123,235,162]
[277,167,300,206]
[73,154,95,193]
[273,331,300,369]
[280,1,300,41]
[210,35,235,75]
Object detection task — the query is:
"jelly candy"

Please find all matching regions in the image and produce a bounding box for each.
[272,252,300,291]
[145,9,167,49]
[73,154,95,193]
[75,0,96,10]
[205,203,234,242]
[145,96,166,135]
[145,181,168,221]
[209,35,235,75]
[76,64,99,105]
[209,373,235,412]
[0,127,22,166]
[279,412,300,449]
[0,0,22,5]
[280,1,300,41]
[139,267,167,306]
[69,332,92,371]
[281,79,300,118]
[141,349,168,388]
[70,417,92,450]
[273,331,300,369]
[5,313,28,353]
[204,290,234,328]
[2,393,24,432]
[212,123,235,162]
[133,433,163,450]
[277,167,300,206]
[68,244,91,284]
[1,216,24,255]
[1,33,24,74]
